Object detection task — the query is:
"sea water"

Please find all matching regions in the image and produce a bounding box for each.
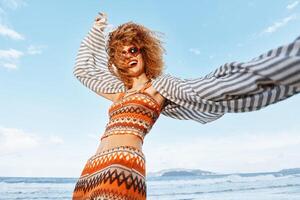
[0,172,299,200]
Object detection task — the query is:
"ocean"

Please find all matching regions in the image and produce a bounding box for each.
[1,169,300,200]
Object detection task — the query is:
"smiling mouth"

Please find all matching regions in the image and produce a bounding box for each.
[128,60,138,67]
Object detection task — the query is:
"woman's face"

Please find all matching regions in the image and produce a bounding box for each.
[115,45,145,77]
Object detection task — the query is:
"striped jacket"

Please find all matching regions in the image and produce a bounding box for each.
[73,23,300,124]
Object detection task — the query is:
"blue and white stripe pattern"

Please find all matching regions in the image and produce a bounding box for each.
[74,25,125,94]
[74,23,300,124]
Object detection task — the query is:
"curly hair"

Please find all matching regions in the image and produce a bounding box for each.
[106,22,165,89]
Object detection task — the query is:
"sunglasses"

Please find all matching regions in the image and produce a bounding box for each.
[121,46,141,57]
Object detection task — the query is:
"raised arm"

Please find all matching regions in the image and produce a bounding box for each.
[73,12,125,101]
[152,35,300,123]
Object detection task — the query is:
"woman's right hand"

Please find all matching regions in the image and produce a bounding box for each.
[94,12,108,31]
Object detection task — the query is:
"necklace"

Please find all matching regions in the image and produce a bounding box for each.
[125,80,151,94]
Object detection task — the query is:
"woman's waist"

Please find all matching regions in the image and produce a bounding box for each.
[96,134,143,154]
[101,128,147,141]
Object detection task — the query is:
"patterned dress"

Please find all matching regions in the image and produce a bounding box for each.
[72,81,161,200]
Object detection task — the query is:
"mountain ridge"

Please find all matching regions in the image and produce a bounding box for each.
[147,167,300,177]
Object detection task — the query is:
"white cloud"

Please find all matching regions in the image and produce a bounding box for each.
[0,0,26,10]
[27,45,46,55]
[189,48,201,55]
[0,24,24,40]
[49,135,64,145]
[0,126,67,156]
[0,45,46,70]
[262,15,297,34]
[2,62,16,69]
[287,1,299,10]
[0,48,23,59]
[0,126,40,155]
[0,48,23,69]
[0,126,79,177]
[144,131,300,173]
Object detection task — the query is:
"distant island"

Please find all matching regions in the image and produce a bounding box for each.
[147,168,216,177]
[147,167,300,178]
[162,169,215,177]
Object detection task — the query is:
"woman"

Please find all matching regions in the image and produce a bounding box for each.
[72,12,300,199]
[72,12,165,200]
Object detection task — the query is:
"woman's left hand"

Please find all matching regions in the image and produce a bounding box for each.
[94,12,108,31]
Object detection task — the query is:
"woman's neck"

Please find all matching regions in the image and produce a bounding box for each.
[129,73,149,91]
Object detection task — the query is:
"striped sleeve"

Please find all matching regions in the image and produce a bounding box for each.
[152,75,224,124]
[152,35,300,123]
[73,24,125,94]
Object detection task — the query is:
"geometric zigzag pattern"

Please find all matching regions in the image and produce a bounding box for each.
[101,91,161,142]
[72,146,146,200]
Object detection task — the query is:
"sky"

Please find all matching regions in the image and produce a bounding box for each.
[0,0,300,178]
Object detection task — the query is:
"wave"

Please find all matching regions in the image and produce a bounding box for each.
[148,174,296,187]
[1,174,297,186]
[148,183,300,197]
[148,168,300,178]
[0,177,77,184]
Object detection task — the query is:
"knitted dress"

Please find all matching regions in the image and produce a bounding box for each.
[72,81,161,200]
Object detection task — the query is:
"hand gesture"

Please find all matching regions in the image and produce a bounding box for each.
[94,12,108,31]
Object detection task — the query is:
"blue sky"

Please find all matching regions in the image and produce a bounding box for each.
[0,0,300,178]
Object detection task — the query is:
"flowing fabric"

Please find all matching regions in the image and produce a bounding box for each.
[73,19,300,124]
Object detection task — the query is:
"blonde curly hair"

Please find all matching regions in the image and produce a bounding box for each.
[106,22,165,89]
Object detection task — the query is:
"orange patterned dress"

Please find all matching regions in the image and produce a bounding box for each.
[72,81,161,200]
